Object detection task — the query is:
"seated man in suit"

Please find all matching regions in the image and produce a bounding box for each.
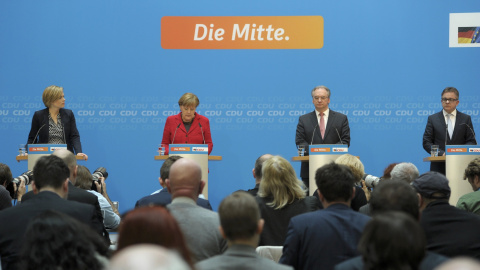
[135,155,212,210]
[196,191,292,270]
[457,157,480,215]
[336,180,448,270]
[279,163,370,270]
[422,87,476,174]
[22,149,107,240]
[295,85,350,188]
[0,155,105,270]
[166,158,227,262]
[413,171,480,259]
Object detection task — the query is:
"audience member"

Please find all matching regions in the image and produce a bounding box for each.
[313,154,367,211]
[338,212,426,270]
[279,162,371,270]
[390,162,420,183]
[0,163,25,210]
[18,210,109,270]
[108,244,191,270]
[196,192,293,270]
[413,171,480,259]
[256,155,318,246]
[457,157,480,215]
[0,155,104,269]
[360,161,419,216]
[22,149,106,240]
[381,162,399,180]
[116,206,194,268]
[75,165,121,229]
[337,180,448,270]
[135,156,212,209]
[243,154,272,196]
[166,158,227,262]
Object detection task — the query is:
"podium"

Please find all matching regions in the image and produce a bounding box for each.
[424,145,480,205]
[292,144,348,195]
[23,144,68,170]
[154,144,222,199]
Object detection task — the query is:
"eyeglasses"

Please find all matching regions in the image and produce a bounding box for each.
[441,98,458,103]
[313,96,329,101]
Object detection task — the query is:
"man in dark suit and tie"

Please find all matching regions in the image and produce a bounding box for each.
[0,155,105,270]
[423,87,476,174]
[295,85,350,188]
[135,155,212,210]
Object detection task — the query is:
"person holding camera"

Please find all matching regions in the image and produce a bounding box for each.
[0,163,26,210]
[75,165,120,230]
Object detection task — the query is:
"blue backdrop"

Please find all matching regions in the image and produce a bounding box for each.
[1,1,479,212]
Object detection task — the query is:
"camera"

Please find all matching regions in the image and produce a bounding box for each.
[13,170,34,186]
[6,170,33,199]
[91,167,108,192]
[363,173,382,188]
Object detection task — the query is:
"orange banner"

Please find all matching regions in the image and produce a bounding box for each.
[161,16,323,49]
[171,147,191,152]
[311,148,330,152]
[447,148,467,153]
[29,147,48,152]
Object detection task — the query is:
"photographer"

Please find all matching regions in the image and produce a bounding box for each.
[75,165,120,229]
[0,163,26,210]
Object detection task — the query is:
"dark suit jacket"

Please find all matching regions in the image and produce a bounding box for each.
[22,182,105,237]
[135,188,213,210]
[257,196,319,246]
[280,204,370,270]
[296,110,350,179]
[0,191,102,270]
[422,110,476,173]
[420,200,480,259]
[161,112,213,154]
[26,108,83,154]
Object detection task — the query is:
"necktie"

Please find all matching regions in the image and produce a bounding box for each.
[320,112,325,139]
[447,114,453,140]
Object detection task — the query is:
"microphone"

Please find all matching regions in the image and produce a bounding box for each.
[33,124,46,144]
[445,123,448,150]
[198,123,205,144]
[460,123,478,145]
[310,122,319,145]
[171,123,181,144]
[61,122,67,145]
[334,127,344,145]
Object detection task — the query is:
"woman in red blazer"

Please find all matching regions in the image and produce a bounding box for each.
[161,93,213,155]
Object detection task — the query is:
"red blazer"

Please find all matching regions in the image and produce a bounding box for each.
[161,112,213,154]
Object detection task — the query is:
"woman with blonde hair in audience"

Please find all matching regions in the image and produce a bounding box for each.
[257,155,318,246]
[116,205,194,268]
[313,154,368,210]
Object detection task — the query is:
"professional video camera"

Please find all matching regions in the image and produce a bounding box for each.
[91,167,108,192]
[363,173,382,188]
[6,170,33,199]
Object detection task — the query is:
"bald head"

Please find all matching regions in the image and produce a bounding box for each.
[53,149,77,183]
[108,244,190,270]
[166,158,203,201]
